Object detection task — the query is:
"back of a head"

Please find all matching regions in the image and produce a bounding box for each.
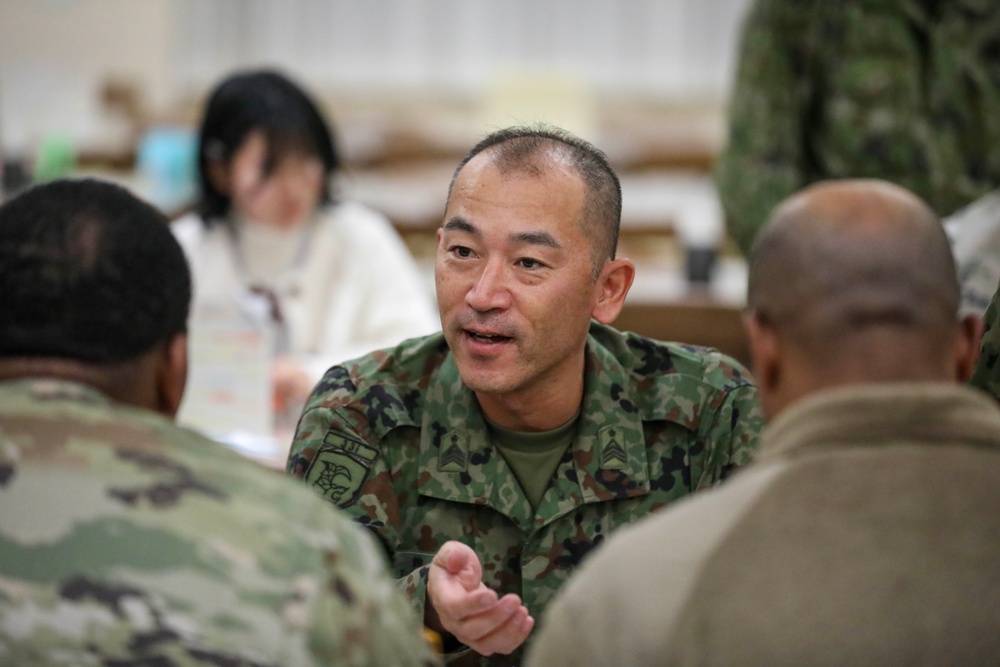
[747,179,960,376]
[0,178,191,364]
[449,124,622,271]
[196,68,339,220]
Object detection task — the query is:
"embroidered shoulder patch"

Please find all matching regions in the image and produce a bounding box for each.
[304,431,378,508]
[438,431,468,473]
[598,425,628,470]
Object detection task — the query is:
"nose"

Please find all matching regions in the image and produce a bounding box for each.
[280,161,320,202]
[465,260,512,312]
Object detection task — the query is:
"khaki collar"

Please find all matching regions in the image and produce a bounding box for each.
[759,383,1000,462]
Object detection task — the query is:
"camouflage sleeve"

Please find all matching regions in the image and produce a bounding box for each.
[693,382,764,489]
[288,394,433,624]
[287,367,359,482]
[714,0,816,256]
[969,280,1000,400]
[306,510,440,666]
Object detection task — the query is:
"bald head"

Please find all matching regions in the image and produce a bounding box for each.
[745,180,979,415]
[749,179,957,341]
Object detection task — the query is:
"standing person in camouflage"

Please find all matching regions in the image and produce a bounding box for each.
[715,0,1000,257]
[527,179,997,667]
[287,125,763,666]
[0,179,437,667]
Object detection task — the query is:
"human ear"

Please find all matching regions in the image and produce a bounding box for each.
[206,156,231,196]
[157,333,189,418]
[745,312,776,385]
[743,311,783,419]
[592,258,635,324]
[954,314,985,383]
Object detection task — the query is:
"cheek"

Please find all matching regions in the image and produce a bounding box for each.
[530,280,595,333]
[299,171,325,206]
[434,265,461,309]
[231,185,280,219]
[233,182,269,217]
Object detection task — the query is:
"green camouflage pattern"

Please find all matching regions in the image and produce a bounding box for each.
[287,322,763,667]
[970,280,1000,400]
[715,0,1000,256]
[0,378,437,667]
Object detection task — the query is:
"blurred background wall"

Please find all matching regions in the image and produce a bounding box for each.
[0,0,756,363]
[0,0,752,158]
[173,0,746,98]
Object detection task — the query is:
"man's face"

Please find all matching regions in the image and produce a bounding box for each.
[435,152,602,404]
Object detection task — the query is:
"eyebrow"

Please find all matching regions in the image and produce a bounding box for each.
[442,218,562,250]
[442,217,479,236]
[511,230,561,250]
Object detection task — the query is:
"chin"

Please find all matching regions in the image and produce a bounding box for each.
[457,369,519,396]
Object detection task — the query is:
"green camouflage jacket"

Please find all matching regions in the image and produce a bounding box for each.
[715,0,1000,256]
[287,322,763,666]
[971,282,1000,400]
[0,378,437,667]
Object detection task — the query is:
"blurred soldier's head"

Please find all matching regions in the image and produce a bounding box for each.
[0,178,192,415]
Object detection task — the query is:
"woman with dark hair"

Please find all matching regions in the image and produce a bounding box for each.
[173,69,438,418]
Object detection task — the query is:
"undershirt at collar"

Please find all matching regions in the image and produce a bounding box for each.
[486,410,581,512]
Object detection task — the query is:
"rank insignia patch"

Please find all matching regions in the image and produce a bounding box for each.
[598,425,628,470]
[438,431,468,473]
[305,432,378,508]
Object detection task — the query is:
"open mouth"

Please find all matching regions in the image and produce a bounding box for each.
[465,330,512,344]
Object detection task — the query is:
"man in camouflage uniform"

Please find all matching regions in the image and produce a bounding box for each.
[715,0,1000,257]
[0,179,437,667]
[287,126,763,666]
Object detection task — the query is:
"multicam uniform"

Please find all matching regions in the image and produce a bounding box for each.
[715,0,1000,256]
[287,322,763,666]
[0,378,437,667]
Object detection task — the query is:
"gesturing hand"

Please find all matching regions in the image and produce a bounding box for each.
[426,541,534,656]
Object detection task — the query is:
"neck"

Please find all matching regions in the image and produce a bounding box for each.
[772,343,955,419]
[230,212,316,285]
[814,329,955,386]
[475,372,585,432]
[0,354,160,414]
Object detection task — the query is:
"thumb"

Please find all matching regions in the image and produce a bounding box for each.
[436,541,482,590]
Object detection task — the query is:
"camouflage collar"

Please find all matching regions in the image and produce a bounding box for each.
[415,337,651,530]
[1,377,113,405]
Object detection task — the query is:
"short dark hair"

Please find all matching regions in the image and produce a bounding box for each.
[195,69,340,222]
[447,125,622,273]
[0,178,191,364]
